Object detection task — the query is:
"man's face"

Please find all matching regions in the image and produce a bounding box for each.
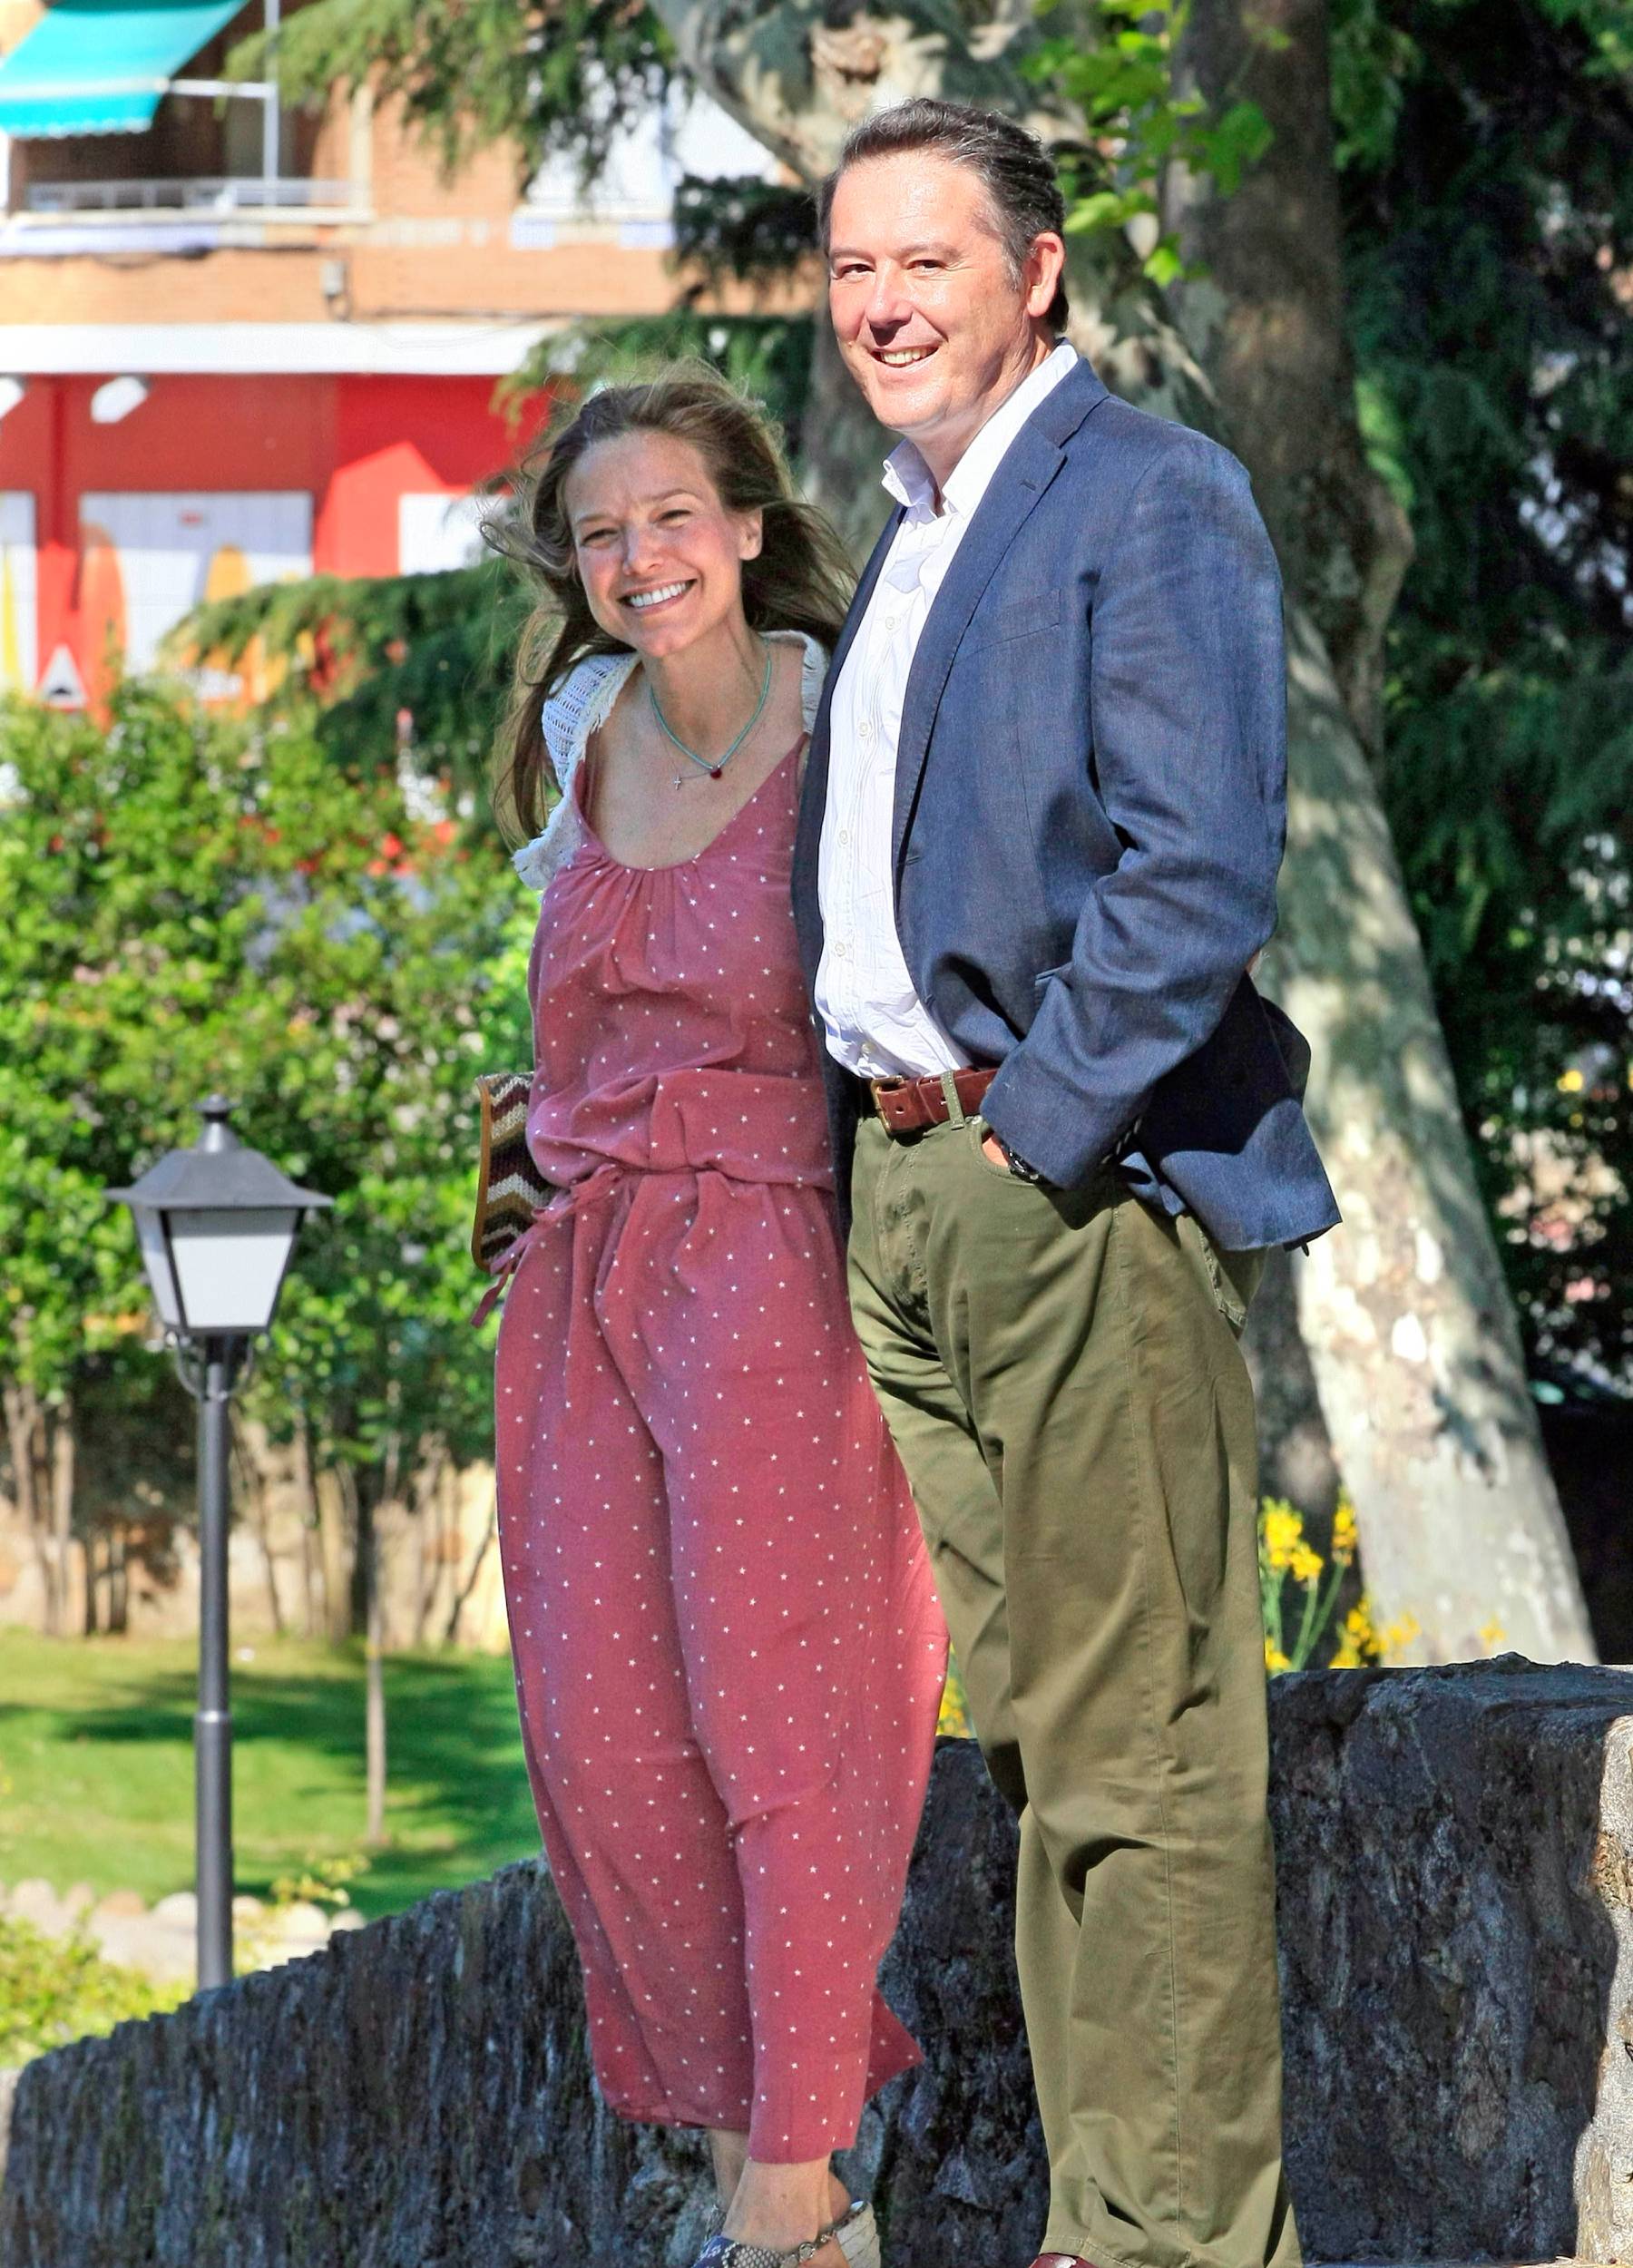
[826,152,1061,479]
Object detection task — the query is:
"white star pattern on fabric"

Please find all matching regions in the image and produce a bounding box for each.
[493,653,947,2159]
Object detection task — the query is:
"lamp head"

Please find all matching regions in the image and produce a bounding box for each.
[109,1099,332,1340]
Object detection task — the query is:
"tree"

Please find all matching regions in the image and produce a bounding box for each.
[0,683,533,1680]
[1335,0,1633,1401]
[235,0,1604,1660]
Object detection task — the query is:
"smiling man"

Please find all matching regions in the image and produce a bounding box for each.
[790,98,1340,2268]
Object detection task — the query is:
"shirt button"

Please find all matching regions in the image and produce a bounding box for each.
[860,719,874,740]
[837,830,850,847]
[833,940,848,958]
[884,615,897,631]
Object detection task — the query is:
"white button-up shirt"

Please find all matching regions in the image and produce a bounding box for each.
[816,341,1078,1080]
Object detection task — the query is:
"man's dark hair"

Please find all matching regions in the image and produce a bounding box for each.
[816,98,1070,332]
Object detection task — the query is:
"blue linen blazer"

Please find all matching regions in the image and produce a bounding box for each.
[791,356,1341,1254]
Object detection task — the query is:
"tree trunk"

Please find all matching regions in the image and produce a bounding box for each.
[48,1398,76,1638]
[108,1519,129,1635]
[314,1461,354,1645]
[1165,0,1410,756]
[410,1441,450,1647]
[231,1413,287,1638]
[292,1415,320,1638]
[1260,641,1593,1660]
[650,0,1597,1663]
[5,1378,56,1635]
[3,1381,39,1539]
[1242,1250,1341,1520]
[444,1496,496,1648]
[362,1491,387,1847]
[1165,0,1591,1659]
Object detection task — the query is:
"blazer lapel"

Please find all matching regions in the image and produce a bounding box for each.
[890,360,1110,874]
[792,503,904,986]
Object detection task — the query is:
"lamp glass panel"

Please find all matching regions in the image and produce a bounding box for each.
[170,1207,299,1333]
[132,1204,181,1328]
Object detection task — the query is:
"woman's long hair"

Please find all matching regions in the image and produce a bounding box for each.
[487,367,855,842]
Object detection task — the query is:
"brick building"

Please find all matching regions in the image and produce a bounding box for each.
[0,0,775,702]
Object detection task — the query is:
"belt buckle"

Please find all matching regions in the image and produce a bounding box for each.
[869,1076,918,1137]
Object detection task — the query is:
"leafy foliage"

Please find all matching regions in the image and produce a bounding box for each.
[502,308,818,463]
[0,684,533,1583]
[232,0,672,180]
[1339,0,1633,1388]
[247,0,1272,289]
[171,556,530,797]
[671,176,821,296]
[1032,0,1273,283]
[0,1913,184,2067]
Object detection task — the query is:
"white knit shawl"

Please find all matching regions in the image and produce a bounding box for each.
[511,631,828,894]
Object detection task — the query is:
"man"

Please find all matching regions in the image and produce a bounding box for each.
[790,98,1341,2268]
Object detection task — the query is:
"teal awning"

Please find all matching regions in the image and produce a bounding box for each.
[0,0,249,137]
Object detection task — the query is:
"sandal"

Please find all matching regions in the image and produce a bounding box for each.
[691,2240,831,2268]
[692,2200,875,2268]
[829,2200,881,2268]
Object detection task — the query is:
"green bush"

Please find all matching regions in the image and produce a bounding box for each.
[0,1913,184,2068]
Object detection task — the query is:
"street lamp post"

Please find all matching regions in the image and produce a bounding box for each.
[110,1097,331,1989]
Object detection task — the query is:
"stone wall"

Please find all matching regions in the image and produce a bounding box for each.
[3,1660,1629,2266]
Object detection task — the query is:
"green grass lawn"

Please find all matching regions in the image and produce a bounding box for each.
[0,1633,539,1921]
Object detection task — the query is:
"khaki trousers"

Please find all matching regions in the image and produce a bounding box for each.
[847,1100,1299,2268]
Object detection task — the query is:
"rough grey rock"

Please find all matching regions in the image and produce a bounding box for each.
[2,1661,1630,2266]
[1270,1659,1628,2264]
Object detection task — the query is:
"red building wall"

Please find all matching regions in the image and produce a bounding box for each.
[0,370,543,700]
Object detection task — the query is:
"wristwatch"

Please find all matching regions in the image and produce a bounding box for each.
[992,1131,1048,1184]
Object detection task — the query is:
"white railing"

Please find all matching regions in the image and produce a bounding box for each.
[24,177,359,216]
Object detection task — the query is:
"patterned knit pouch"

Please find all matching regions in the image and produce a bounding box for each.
[470,1071,552,1271]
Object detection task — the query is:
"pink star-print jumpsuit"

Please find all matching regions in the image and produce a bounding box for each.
[493,736,947,2161]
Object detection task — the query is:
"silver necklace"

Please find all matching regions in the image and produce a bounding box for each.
[648,640,773,791]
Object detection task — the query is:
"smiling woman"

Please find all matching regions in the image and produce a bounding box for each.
[485,369,853,847]
[476,368,948,2268]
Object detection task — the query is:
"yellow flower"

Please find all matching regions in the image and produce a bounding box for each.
[1340,1601,1382,1662]
[1265,1638,1291,1674]
[1289,1542,1324,1586]
[1378,1611,1421,1660]
[1261,1503,1304,1572]
[1331,1497,1359,1567]
[936,1669,972,1739]
[1479,1618,1506,1653]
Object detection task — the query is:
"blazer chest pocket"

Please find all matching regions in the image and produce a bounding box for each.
[966,584,1062,649]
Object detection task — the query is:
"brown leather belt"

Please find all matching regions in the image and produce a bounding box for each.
[862,1064,997,1138]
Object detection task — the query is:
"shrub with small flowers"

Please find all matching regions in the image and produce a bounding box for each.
[1259,1495,1424,1672]
[937,1665,972,1738]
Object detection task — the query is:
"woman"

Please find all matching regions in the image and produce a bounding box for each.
[486,371,947,2268]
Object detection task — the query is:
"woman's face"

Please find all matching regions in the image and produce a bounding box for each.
[563,430,762,661]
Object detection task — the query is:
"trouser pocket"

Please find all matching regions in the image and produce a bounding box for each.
[1178,1212,1265,1336]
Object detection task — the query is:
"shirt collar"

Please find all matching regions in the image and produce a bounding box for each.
[880,340,1078,521]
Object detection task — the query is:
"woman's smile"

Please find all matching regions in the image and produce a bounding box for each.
[622,579,696,616]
